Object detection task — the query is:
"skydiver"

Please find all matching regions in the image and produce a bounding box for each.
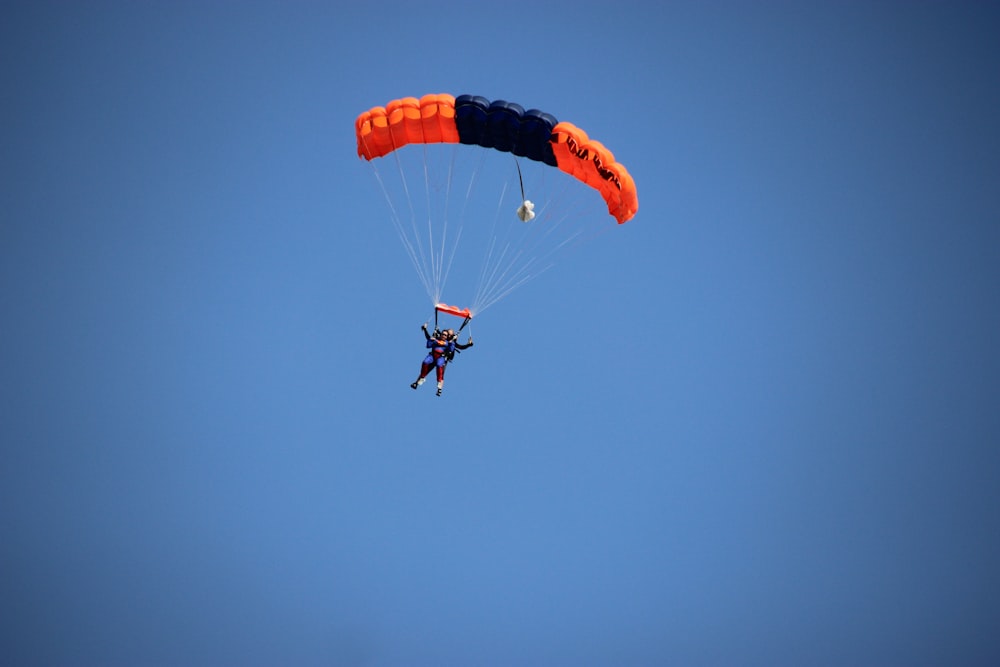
[410,324,473,396]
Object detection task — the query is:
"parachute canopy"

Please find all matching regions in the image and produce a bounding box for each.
[356,93,638,223]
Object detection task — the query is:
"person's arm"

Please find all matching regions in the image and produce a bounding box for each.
[421,323,431,340]
[455,337,474,350]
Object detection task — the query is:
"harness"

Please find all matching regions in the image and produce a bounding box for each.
[431,304,472,366]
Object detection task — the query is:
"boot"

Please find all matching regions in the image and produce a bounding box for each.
[436,381,443,397]
[411,377,425,390]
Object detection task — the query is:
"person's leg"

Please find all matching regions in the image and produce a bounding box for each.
[435,359,446,395]
[411,356,434,389]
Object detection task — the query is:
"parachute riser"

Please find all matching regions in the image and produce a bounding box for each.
[433,309,472,334]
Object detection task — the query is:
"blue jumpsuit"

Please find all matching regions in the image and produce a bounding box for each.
[419,337,456,382]
[414,327,472,386]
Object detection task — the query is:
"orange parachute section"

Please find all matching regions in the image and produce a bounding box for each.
[435,303,472,320]
[356,94,460,160]
[550,122,638,224]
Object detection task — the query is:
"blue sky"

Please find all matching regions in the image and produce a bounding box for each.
[2,2,999,666]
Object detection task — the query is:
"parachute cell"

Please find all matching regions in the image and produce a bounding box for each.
[550,122,638,224]
[356,94,459,160]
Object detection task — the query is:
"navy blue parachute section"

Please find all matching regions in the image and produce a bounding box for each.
[455,95,559,166]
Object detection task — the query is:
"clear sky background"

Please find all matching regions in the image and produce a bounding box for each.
[2,2,999,666]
